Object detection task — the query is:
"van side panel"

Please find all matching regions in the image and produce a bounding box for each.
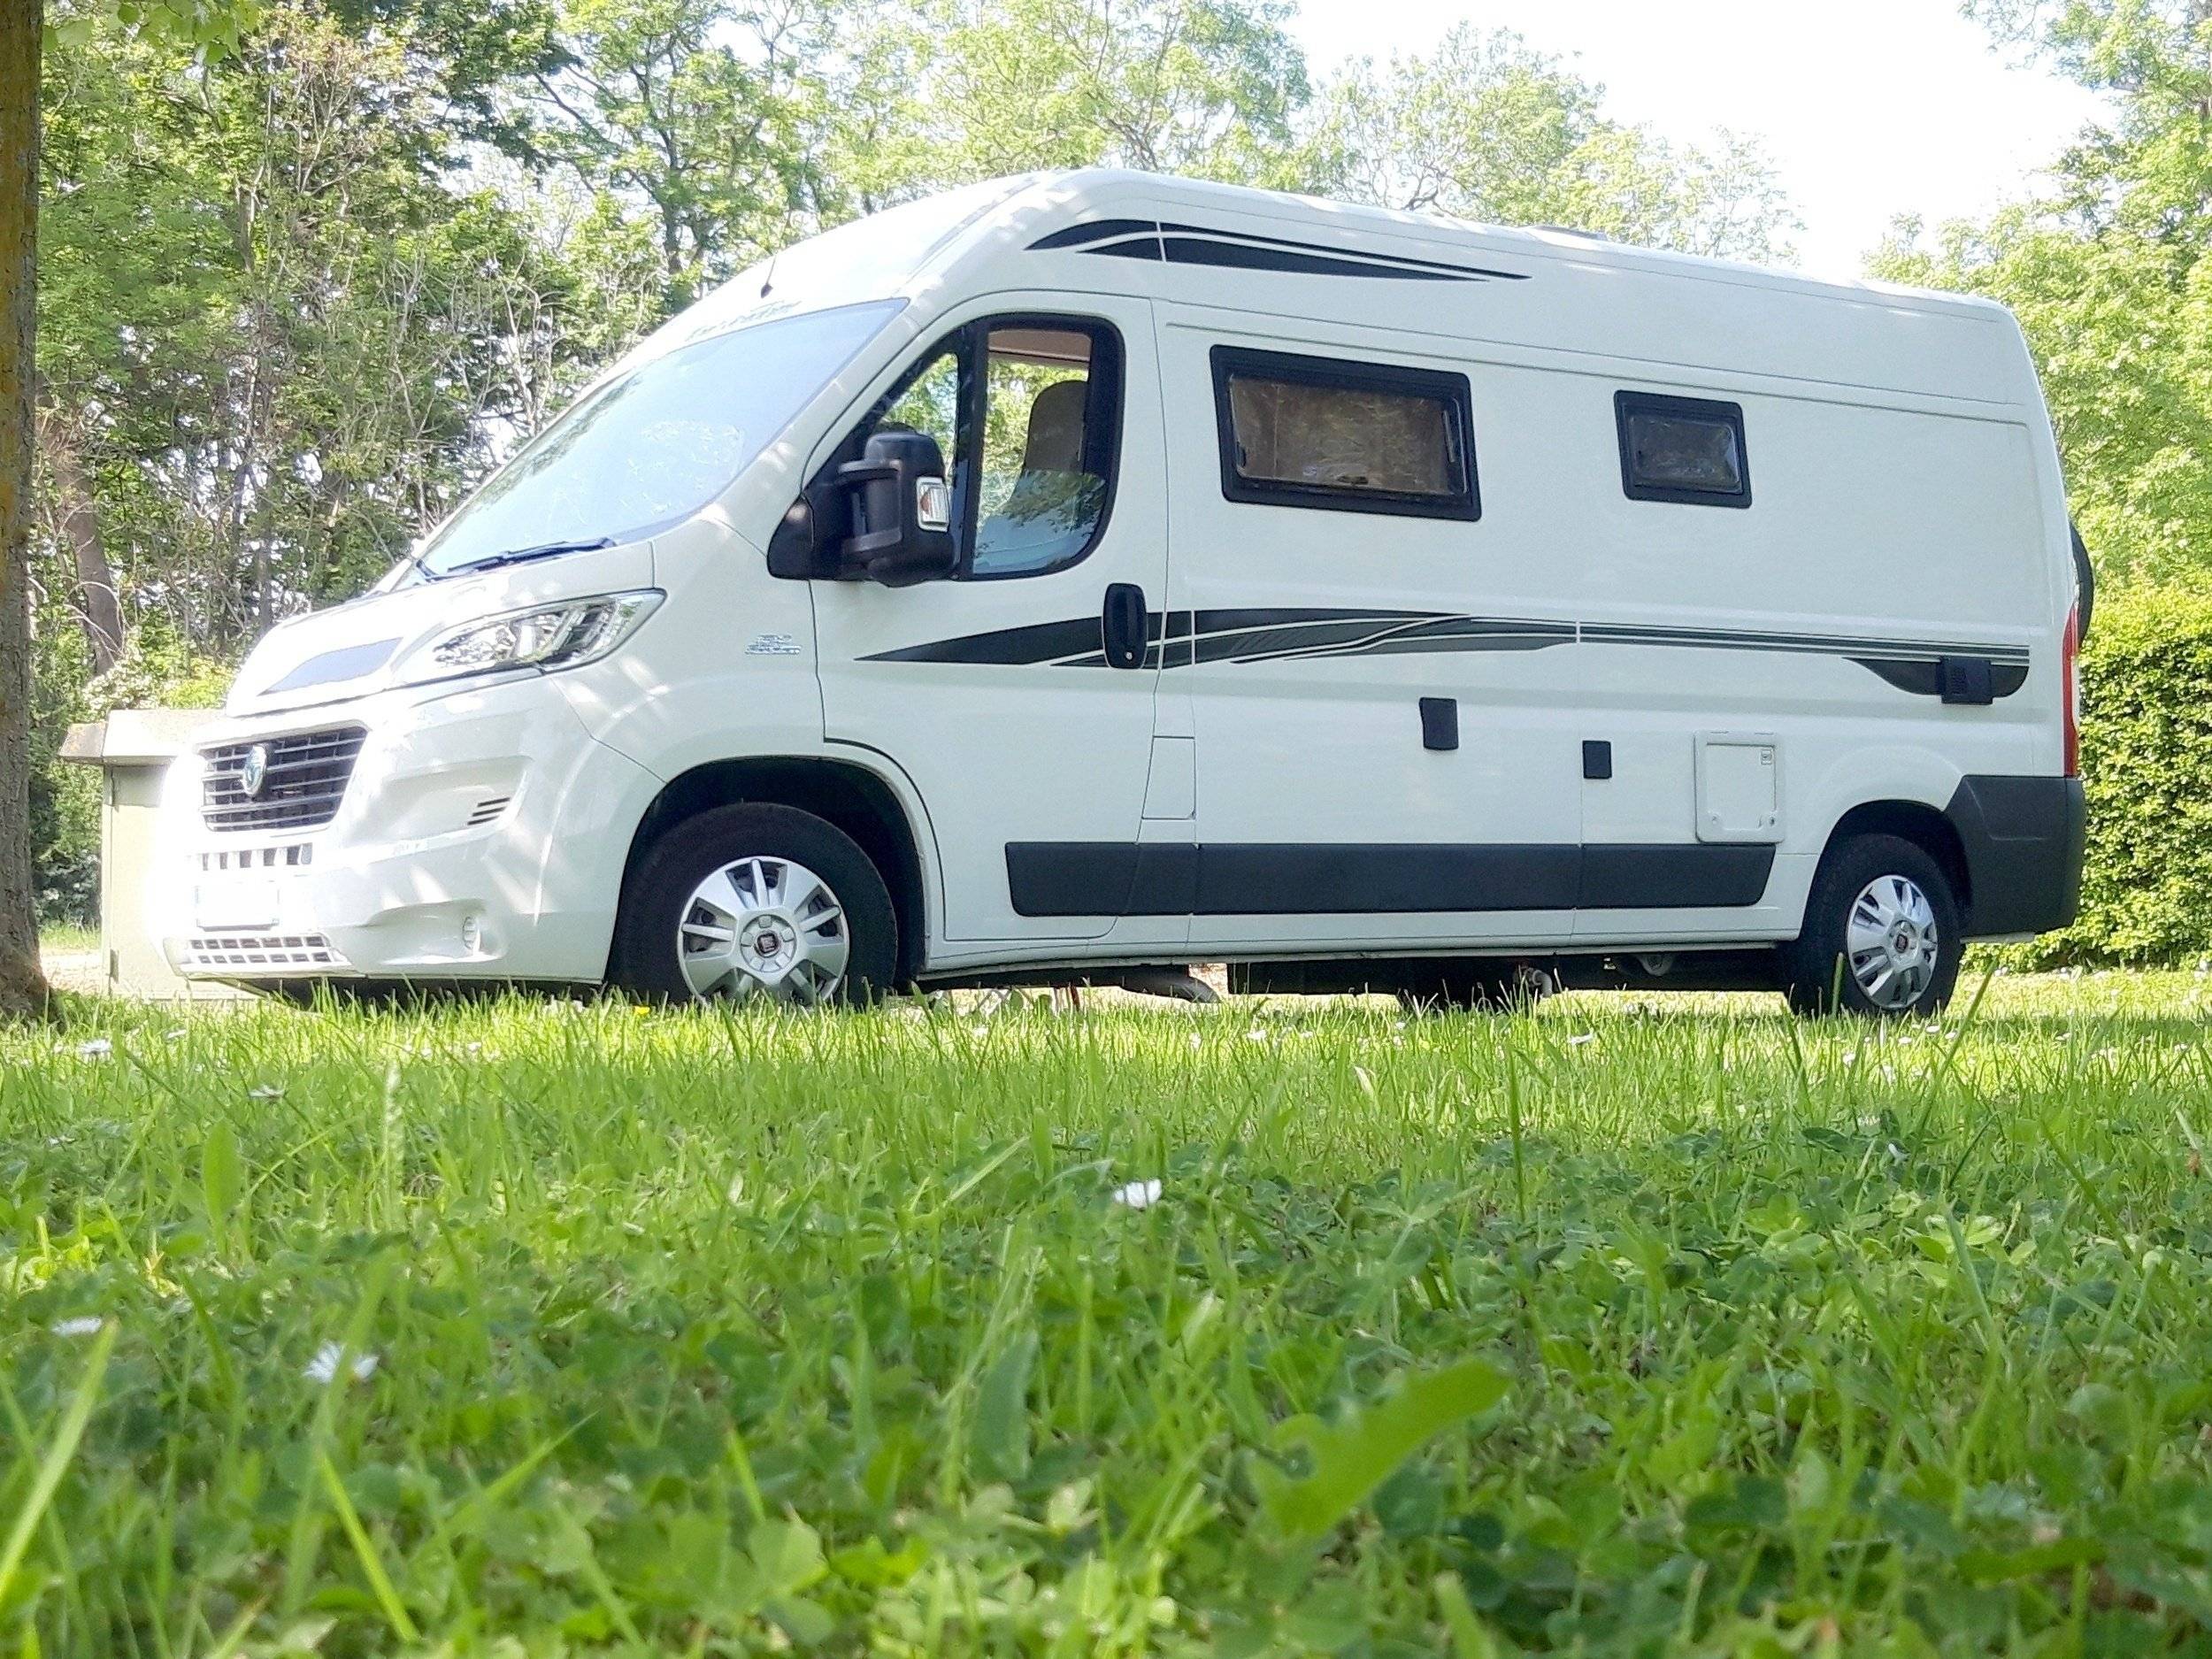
[1571,382,2053,945]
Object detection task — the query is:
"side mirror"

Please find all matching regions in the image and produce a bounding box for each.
[839,430,956,587]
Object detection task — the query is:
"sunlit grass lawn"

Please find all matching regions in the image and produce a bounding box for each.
[8,972,2212,1655]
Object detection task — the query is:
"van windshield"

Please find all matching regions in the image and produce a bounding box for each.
[413,299,904,580]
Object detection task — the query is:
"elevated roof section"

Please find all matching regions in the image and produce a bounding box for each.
[937,171,2033,411]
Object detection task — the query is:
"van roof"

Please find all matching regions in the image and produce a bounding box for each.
[972,167,2010,324]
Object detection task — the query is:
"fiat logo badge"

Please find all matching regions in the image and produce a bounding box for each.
[241,743,271,799]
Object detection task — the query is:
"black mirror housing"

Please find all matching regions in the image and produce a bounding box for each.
[839,430,957,587]
[764,492,819,579]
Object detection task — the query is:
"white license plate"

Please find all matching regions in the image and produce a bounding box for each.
[195,876,279,930]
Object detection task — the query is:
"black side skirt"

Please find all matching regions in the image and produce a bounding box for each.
[1004,841,1775,918]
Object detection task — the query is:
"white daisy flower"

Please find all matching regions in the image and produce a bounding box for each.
[1567,1033,1596,1048]
[78,1038,112,1060]
[1112,1178,1164,1210]
[304,1342,380,1385]
[50,1317,104,1339]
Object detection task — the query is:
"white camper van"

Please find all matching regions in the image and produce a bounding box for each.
[154,170,2088,1018]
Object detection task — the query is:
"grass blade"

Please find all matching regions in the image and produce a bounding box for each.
[0,1324,118,1609]
[315,1453,419,1644]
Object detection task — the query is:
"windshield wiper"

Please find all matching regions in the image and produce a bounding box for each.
[439,536,616,578]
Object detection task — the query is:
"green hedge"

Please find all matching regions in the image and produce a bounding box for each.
[2027,582,2212,965]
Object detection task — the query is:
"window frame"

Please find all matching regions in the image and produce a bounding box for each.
[1209,344,1481,523]
[1614,389,1753,510]
[838,311,1125,582]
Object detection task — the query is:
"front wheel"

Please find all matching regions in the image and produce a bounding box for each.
[611,803,897,1006]
[1783,833,1962,1018]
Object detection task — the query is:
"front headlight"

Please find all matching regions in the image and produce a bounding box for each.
[394,590,664,687]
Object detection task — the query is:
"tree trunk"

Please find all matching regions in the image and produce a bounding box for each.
[46,415,122,675]
[0,0,48,1016]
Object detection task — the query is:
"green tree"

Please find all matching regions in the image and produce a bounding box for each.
[24,1,625,932]
[39,4,603,655]
[1306,25,1797,261]
[894,0,1312,190]
[522,0,855,311]
[1875,1,2212,585]
[0,0,259,1015]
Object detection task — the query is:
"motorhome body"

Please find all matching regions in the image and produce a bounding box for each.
[154,169,2087,1017]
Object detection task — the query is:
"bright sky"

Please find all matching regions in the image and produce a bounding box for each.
[1287,0,2110,279]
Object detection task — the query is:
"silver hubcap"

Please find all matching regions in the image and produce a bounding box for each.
[1846,873,1939,1010]
[677,856,849,1004]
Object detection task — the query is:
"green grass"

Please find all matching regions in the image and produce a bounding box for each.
[36,924,98,959]
[6,972,2212,1655]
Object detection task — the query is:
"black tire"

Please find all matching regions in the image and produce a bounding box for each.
[1396,960,1558,1015]
[1783,833,1962,1018]
[610,803,898,1006]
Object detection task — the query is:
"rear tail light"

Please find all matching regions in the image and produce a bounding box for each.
[2062,603,2081,777]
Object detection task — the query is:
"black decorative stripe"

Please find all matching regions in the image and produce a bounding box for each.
[1187,606,1423,634]
[1006,841,1775,917]
[1161,235,1468,281]
[1091,239,1170,262]
[862,606,2029,698]
[1585,621,2030,664]
[1028,219,1159,251]
[1216,615,1575,667]
[1025,219,1528,283]
[1156,222,1528,282]
[859,616,1101,665]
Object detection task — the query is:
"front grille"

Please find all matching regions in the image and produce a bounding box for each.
[202,726,365,832]
[180,933,346,972]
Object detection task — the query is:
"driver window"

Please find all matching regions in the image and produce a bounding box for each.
[877,347,959,465]
[842,316,1120,581]
[972,326,1112,578]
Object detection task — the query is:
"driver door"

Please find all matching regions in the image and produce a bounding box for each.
[812,294,1180,948]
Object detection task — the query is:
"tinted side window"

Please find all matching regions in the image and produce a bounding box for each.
[972,325,1118,578]
[1615,391,1751,508]
[1210,346,1479,521]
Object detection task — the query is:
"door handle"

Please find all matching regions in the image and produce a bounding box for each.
[1102,583,1148,671]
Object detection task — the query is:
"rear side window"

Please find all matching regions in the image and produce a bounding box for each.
[1615,390,1751,508]
[1211,346,1479,520]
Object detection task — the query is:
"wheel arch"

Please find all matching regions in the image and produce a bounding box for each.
[1817,798,1972,926]
[617,756,933,984]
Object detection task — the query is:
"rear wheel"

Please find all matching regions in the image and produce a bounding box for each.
[1783,833,1962,1018]
[611,803,897,1006]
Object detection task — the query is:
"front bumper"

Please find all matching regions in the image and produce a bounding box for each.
[155,677,662,984]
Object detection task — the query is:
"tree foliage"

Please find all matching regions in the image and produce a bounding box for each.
[1876,0,2212,587]
[1308,26,1798,260]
